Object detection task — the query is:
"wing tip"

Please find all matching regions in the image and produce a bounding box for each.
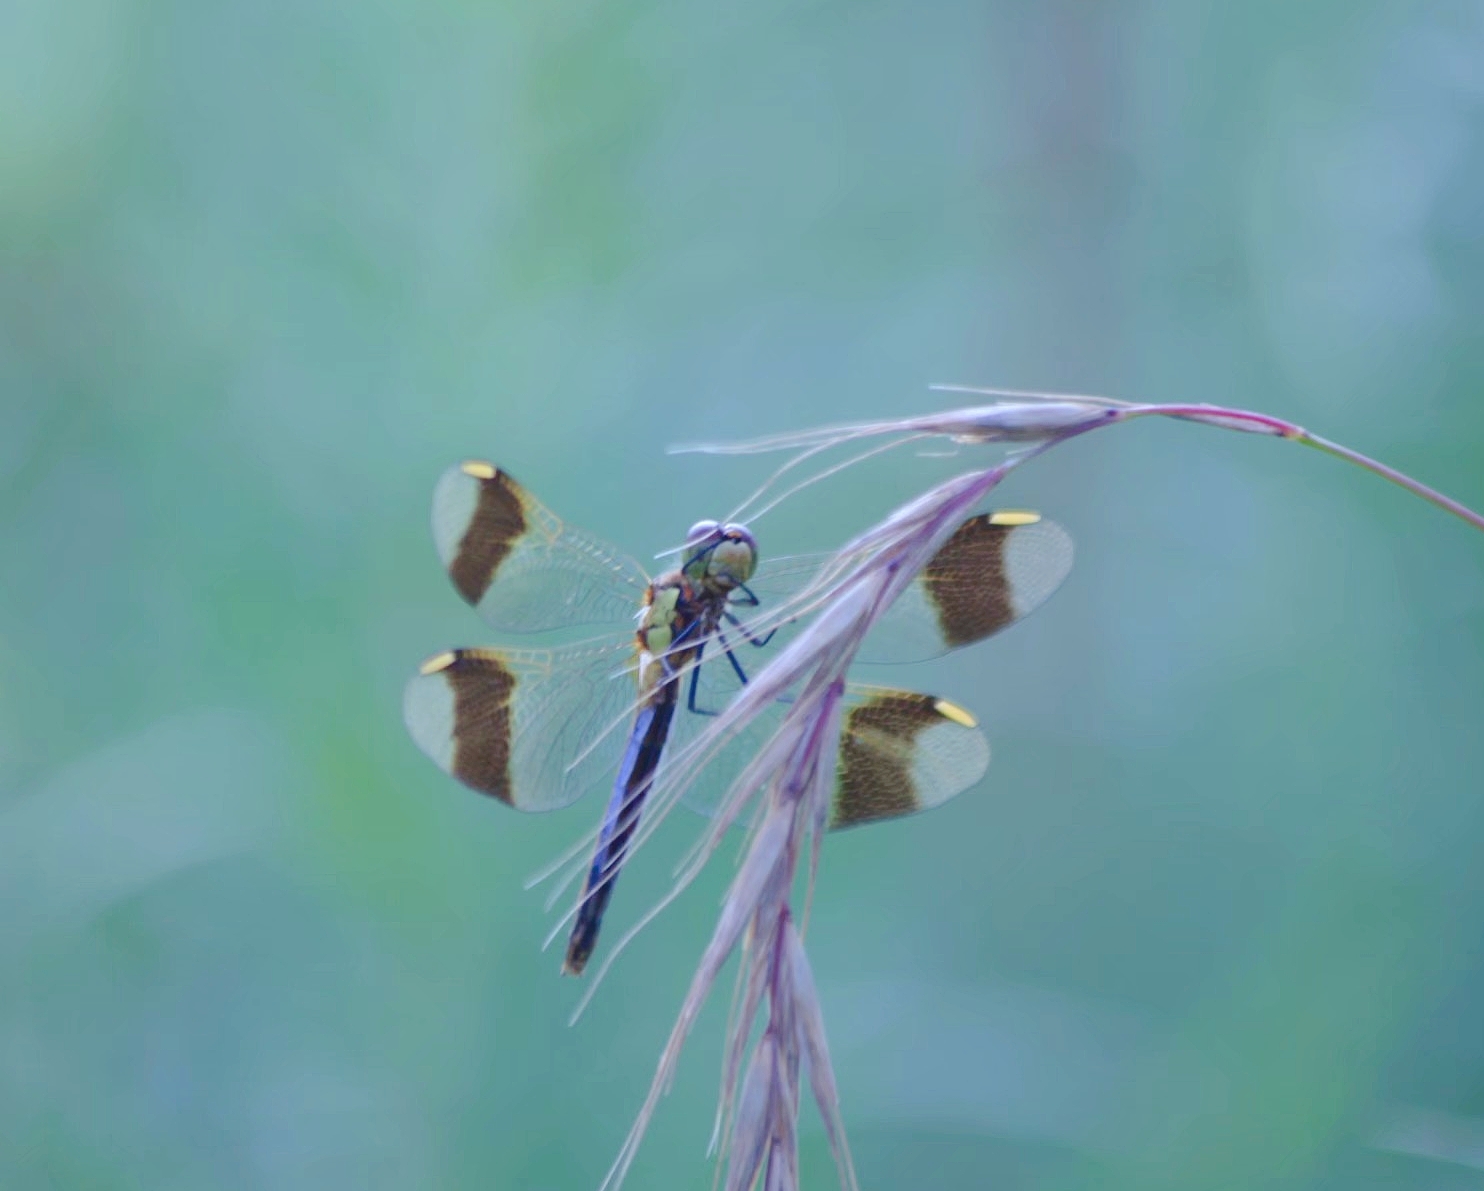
[987,509,1041,527]
[418,649,460,676]
[931,697,977,728]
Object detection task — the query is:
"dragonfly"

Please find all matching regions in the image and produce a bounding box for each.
[404,461,1073,974]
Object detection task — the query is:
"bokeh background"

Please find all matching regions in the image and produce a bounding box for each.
[5,3,1484,1188]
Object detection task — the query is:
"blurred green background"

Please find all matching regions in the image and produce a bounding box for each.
[5,2,1484,1188]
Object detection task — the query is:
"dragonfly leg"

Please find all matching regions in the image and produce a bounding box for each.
[724,606,777,649]
[684,627,752,718]
[718,625,751,685]
[658,621,722,718]
[687,625,794,718]
[685,659,718,717]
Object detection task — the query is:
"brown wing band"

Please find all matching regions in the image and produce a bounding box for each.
[449,469,527,606]
[830,691,943,829]
[441,650,517,804]
[921,515,1014,648]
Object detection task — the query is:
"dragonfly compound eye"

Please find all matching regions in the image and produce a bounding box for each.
[684,519,722,548]
[682,516,724,563]
[706,524,758,587]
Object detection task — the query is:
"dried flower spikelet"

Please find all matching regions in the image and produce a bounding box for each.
[724,1029,805,1191]
[914,399,1123,443]
[675,396,1121,458]
[783,920,855,1185]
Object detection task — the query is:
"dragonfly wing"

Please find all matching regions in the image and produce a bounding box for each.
[432,461,649,633]
[404,640,639,811]
[662,639,990,832]
[738,514,1072,664]
[828,685,989,829]
[868,513,1073,662]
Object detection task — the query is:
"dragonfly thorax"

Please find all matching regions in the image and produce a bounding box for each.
[634,580,707,691]
[637,584,684,652]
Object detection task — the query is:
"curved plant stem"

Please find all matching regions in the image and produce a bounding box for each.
[1117,402,1484,534]
[1295,431,1484,534]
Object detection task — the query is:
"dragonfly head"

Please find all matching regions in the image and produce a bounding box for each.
[683,519,759,591]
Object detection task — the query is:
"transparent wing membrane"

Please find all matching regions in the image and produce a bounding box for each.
[432,462,649,634]
[404,640,639,812]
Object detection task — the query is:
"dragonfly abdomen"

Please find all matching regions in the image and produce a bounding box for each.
[563,689,680,976]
